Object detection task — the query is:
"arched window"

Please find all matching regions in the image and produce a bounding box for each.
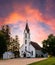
[31,51,33,56]
[25,40,27,44]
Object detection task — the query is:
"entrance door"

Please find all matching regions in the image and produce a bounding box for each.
[23,53,26,57]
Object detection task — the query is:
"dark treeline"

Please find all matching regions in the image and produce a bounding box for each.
[0,25,10,58]
[0,25,20,58]
[42,34,55,56]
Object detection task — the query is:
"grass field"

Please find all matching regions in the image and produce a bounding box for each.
[29,57,55,65]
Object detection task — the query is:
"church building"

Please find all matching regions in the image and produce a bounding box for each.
[19,23,48,58]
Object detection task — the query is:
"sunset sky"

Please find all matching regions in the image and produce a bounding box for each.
[0,0,55,46]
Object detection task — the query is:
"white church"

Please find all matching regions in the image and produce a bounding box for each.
[19,23,48,58]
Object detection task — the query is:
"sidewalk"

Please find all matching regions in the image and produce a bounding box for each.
[0,58,47,65]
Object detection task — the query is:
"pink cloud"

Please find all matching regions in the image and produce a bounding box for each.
[0,3,55,46]
[29,22,48,46]
[0,4,54,29]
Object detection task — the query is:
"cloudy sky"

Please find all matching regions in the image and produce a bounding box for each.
[0,0,55,46]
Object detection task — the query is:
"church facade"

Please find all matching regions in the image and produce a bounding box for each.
[19,23,48,58]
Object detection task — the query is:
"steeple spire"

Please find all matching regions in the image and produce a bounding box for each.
[25,21,30,33]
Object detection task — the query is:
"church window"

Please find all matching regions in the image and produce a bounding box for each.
[25,46,27,51]
[31,51,33,56]
[25,40,27,44]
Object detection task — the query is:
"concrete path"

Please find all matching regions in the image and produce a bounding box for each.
[0,58,47,65]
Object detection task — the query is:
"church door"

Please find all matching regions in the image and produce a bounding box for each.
[23,53,26,57]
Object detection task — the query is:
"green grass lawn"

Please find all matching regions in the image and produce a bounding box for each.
[29,57,55,65]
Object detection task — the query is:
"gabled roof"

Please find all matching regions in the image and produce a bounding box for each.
[30,41,41,50]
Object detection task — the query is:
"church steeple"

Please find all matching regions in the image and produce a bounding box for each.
[25,22,30,33]
[24,21,30,57]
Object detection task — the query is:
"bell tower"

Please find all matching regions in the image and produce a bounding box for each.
[24,22,30,55]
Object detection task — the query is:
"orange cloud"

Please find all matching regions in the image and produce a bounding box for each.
[0,4,55,32]
[0,5,43,25]
[3,12,26,25]
[25,6,55,31]
[24,5,43,22]
[0,0,55,47]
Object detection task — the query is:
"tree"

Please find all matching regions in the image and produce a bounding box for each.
[15,35,20,50]
[0,31,7,58]
[8,35,20,58]
[0,25,11,58]
[42,34,55,56]
[13,35,20,58]
[1,25,10,50]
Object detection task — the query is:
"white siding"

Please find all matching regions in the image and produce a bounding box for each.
[19,44,24,57]
[19,44,36,57]
[19,22,48,58]
[3,52,14,59]
[29,44,36,57]
[35,50,43,57]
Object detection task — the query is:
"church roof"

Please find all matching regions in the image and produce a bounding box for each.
[30,41,41,50]
[25,22,30,33]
